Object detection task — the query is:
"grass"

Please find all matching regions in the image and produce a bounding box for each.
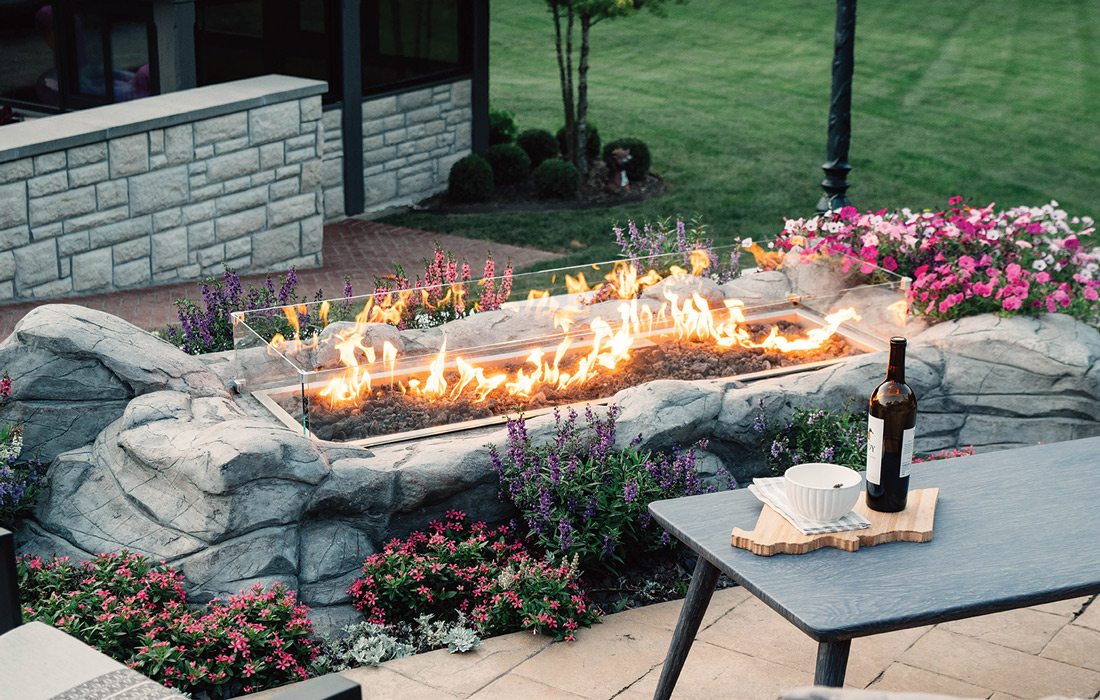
[383,1,1100,268]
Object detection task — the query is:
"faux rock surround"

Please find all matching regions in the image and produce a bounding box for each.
[3,304,1098,633]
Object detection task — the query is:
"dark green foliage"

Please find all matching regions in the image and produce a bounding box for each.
[488,108,517,145]
[516,128,559,167]
[532,159,580,199]
[485,143,531,186]
[556,124,601,162]
[603,137,652,182]
[448,154,495,202]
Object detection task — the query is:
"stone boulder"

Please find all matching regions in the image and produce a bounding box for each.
[0,304,228,461]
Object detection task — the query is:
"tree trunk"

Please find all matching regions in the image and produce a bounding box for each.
[552,3,575,164]
[564,6,576,163]
[575,13,592,176]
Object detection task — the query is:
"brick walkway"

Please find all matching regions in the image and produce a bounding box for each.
[0,219,558,338]
[251,589,1100,699]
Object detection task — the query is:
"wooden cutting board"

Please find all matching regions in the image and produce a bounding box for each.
[730,488,939,556]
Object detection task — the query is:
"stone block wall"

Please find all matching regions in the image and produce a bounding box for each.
[0,76,326,302]
[322,79,472,220]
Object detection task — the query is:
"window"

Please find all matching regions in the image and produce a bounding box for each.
[362,0,471,95]
[195,0,341,103]
[0,1,157,112]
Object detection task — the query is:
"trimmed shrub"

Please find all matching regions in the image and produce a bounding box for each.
[485,143,531,187]
[516,128,559,167]
[488,108,517,145]
[448,154,494,203]
[531,159,580,200]
[556,124,601,162]
[602,137,652,182]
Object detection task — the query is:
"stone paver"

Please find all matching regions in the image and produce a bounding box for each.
[1072,598,1100,632]
[245,591,1100,700]
[868,663,992,698]
[1040,623,1100,673]
[899,627,1100,698]
[939,607,1068,655]
[0,218,558,338]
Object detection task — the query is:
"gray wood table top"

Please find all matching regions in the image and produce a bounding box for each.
[649,436,1100,642]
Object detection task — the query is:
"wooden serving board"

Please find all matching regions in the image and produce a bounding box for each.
[730,488,939,556]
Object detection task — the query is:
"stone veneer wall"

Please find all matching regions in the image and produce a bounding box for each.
[322,79,472,220]
[0,75,327,302]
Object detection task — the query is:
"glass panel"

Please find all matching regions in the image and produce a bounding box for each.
[109,20,153,102]
[299,0,325,33]
[363,0,470,94]
[0,1,60,108]
[199,0,263,37]
[73,10,106,97]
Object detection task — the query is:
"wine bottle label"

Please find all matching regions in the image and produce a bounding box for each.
[900,427,915,477]
[866,414,883,485]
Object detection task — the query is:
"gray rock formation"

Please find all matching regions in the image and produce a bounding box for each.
[4,303,1098,636]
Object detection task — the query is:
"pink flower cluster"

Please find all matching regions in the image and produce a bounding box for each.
[348,510,600,642]
[776,198,1099,323]
[373,245,513,329]
[17,551,317,698]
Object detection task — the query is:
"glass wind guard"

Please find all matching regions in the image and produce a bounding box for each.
[233,244,910,444]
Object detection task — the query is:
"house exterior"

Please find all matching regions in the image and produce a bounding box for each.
[0,0,488,300]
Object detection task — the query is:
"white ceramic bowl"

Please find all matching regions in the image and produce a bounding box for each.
[784,463,862,522]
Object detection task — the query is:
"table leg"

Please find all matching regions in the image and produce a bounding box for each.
[653,556,721,700]
[814,639,851,687]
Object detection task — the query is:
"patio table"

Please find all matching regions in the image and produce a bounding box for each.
[648,436,1100,698]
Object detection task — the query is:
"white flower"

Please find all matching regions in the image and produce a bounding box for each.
[1032,259,1047,271]
[741,237,754,248]
[987,230,1001,241]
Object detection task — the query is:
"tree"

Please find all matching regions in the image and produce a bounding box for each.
[547,0,681,176]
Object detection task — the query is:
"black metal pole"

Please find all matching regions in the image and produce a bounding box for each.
[0,528,21,635]
[817,0,857,213]
[341,0,365,217]
[470,0,490,154]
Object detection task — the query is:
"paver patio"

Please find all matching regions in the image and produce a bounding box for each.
[249,588,1100,699]
[0,219,558,338]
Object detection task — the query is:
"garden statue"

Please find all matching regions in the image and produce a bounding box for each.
[606,147,632,192]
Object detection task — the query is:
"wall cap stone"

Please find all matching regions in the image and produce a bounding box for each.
[0,75,327,164]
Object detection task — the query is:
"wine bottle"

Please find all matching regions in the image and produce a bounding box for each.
[866,337,917,512]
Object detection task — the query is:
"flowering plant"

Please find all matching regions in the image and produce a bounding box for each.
[373,245,513,330]
[613,217,741,283]
[18,552,317,698]
[314,614,480,672]
[348,511,599,641]
[0,372,46,528]
[167,267,354,354]
[754,403,867,475]
[775,199,1099,325]
[489,407,727,575]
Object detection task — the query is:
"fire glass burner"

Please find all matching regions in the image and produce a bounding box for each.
[233,245,910,446]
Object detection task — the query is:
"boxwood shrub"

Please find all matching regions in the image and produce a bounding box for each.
[485,143,531,187]
[448,154,494,202]
[532,159,580,199]
[488,108,517,145]
[516,128,559,168]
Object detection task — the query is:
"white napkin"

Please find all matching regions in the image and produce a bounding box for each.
[749,477,871,535]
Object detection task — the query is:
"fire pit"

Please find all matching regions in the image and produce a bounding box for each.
[233,246,910,446]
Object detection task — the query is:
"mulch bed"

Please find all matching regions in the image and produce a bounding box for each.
[411,160,666,215]
[281,321,856,442]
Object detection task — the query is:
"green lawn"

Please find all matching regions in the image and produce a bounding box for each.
[384,1,1100,268]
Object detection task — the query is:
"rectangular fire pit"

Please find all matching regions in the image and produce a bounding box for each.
[233,246,910,447]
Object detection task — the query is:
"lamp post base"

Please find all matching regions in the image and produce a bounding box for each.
[816,160,852,213]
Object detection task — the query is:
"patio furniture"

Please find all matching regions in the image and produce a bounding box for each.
[649,436,1100,699]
